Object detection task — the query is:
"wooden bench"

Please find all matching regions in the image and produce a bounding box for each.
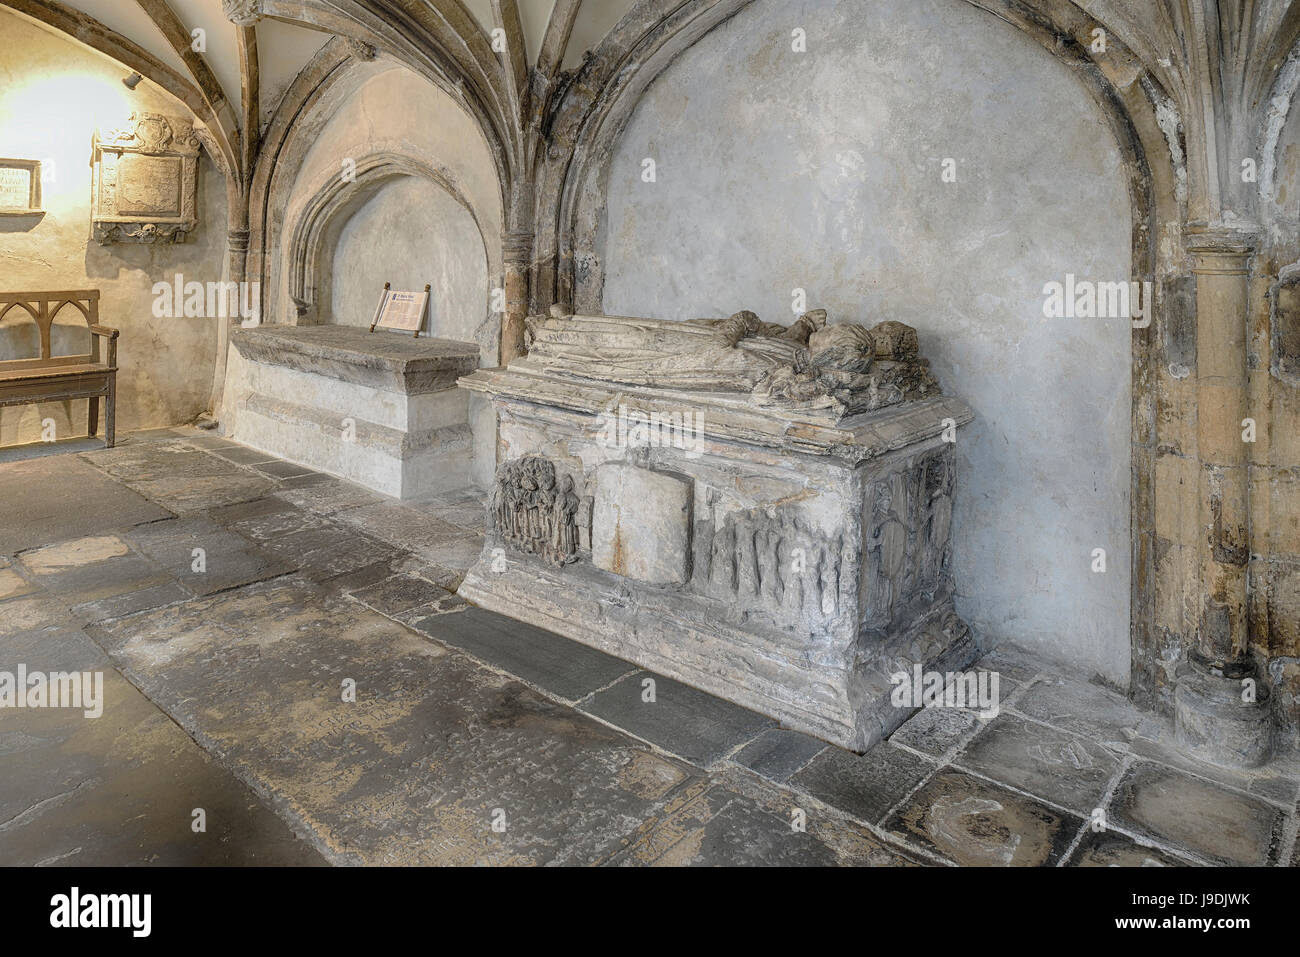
[0,290,118,448]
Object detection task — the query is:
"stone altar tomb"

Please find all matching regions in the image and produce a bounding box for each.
[459,308,977,751]
[228,324,478,498]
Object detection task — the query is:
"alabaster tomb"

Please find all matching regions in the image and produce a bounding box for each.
[459,307,976,751]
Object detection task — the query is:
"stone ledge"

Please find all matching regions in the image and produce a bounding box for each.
[232,324,478,394]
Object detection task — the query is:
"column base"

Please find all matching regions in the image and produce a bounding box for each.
[1173,656,1273,769]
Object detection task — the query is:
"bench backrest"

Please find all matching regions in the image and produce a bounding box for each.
[0,290,98,370]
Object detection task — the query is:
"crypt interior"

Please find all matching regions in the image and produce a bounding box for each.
[0,0,1298,868]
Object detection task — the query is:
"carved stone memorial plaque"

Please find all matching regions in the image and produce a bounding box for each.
[91,112,199,243]
[0,159,41,215]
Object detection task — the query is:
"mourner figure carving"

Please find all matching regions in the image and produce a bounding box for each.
[492,455,582,567]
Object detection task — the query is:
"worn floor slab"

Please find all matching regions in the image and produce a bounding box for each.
[883,768,1085,866]
[0,455,170,555]
[1106,762,1286,866]
[408,606,635,703]
[953,713,1121,816]
[790,743,936,826]
[605,768,924,866]
[0,612,324,865]
[85,577,708,865]
[580,671,775,767]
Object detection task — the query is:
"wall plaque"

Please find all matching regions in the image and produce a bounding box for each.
[91,112,199,243]
[0,159,42,215]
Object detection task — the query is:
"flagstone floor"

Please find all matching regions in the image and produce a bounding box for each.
[1,428,1298,866]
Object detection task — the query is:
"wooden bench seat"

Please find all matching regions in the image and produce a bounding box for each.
[0,290,118,447]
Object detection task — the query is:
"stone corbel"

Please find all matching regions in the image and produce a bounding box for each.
[221,0,264,26]
[342,37,378,62]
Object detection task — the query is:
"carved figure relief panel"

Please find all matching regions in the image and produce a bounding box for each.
[489,455,589,568]
[690,502,852,631]
[860,448,957,632]
[91,112,199,244]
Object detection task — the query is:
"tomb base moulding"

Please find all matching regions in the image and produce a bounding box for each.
[458,308,978,751]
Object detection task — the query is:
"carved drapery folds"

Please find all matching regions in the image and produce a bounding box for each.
[91,112,200,244]
[520,308,939,424]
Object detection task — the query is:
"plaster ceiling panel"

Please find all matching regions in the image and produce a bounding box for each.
[167,0,242,109]
[256,17,332,126]
[518,0,553,66]
[563,0,637,70]
[55,0,190,77]
[462,0,495,38]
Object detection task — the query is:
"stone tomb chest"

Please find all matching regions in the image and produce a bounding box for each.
[229,324,477,498]
[459,309,976,751]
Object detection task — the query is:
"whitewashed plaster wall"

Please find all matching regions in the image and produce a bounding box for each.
[328,177,488,343]
[0,10,225,444]
[597,0,1135,684]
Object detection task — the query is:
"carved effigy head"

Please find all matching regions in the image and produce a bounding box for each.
[869,320,920,360]
[808,322,876,373]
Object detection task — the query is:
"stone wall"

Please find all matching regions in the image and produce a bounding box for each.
[1253,88,1300,732]
[0,11,226,444]
[595,0,1135,684]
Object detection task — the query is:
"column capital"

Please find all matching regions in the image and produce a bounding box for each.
[1184,224,1258,273]
[503,230,534,262]
[226,227,251,253]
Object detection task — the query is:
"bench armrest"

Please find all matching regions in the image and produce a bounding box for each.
[89,324,118,367]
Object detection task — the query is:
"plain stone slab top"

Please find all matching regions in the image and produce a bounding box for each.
[232,324,479,395]
[460,365,973,464]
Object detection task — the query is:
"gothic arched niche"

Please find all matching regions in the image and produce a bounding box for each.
[326,175,488,345]
[585,0,1137,684]
[268,61,503,365]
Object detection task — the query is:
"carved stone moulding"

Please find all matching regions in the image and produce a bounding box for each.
[91,112,200,245]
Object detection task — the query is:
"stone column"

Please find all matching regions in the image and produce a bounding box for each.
[501,230,533,367]
[1174,226,1272,767]
[207,225,250,421]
